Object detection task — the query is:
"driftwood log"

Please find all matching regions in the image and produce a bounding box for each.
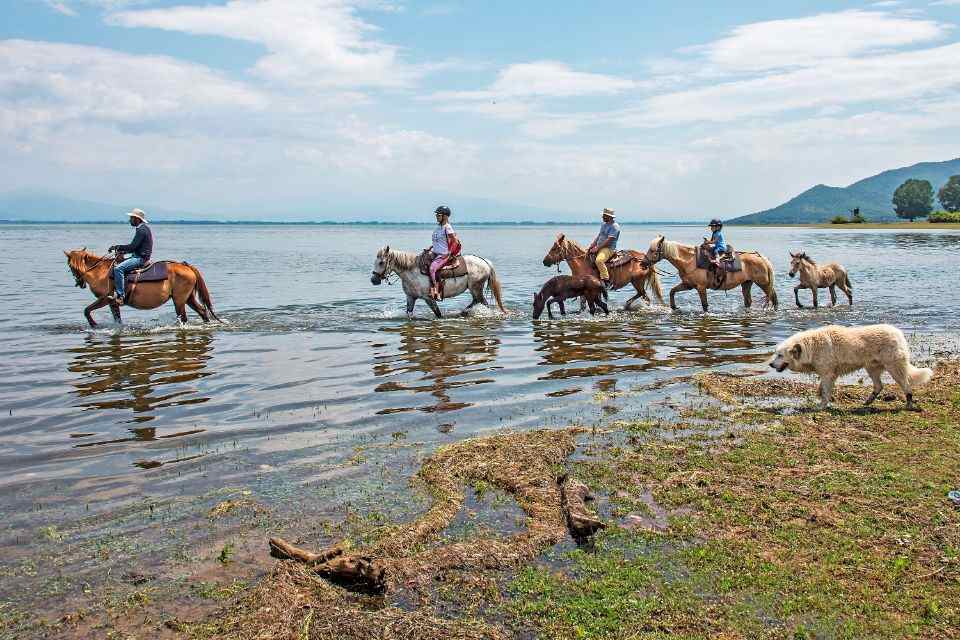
[558,475,606,543]
[269,537,387,594]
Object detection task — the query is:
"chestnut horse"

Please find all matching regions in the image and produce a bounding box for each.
[65,249,220,327]
[643,235,778,312]
[542,234,663,310]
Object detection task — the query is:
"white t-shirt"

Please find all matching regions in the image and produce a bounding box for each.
[431,222,454,254]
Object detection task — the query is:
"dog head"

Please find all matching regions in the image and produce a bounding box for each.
[770,338,804,372]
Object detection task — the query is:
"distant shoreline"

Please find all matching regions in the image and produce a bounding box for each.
[730,221,960,230]
[0,219,699,226]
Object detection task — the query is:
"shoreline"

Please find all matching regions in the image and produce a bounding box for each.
[7,356,959,639]
[730,221,960,230]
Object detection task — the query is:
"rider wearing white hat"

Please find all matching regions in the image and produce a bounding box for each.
[107,208,153,304]
[587,207,620,288]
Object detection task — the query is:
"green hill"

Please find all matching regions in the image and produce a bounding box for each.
[729,158,960,224]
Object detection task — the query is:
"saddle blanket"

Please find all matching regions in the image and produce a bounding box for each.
[591,250,638,269]
[418,250,468,279]
[110,261,169,283]
[696,246,742,272]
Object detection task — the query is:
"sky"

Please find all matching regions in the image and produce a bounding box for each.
[2,0,960,220]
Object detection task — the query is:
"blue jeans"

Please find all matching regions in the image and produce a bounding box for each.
[114,256,144,299]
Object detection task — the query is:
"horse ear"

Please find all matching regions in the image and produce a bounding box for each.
[789,252,796,258]
[384,245,389,253]
[556,233,564,241]
[63,250,70,257]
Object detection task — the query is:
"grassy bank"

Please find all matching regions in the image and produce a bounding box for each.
[5,362,959,639]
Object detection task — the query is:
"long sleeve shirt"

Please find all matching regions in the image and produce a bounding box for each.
[116,223,153,261]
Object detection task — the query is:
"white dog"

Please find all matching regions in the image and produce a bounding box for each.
[769,324,933,410]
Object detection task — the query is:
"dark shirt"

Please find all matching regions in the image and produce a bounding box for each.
[116,223,153,261]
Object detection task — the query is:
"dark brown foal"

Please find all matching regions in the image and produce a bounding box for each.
[533,275,609,319]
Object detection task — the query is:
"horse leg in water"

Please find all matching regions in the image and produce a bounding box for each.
[586,299,596,315]
[669,282,693,311]
[187,293,210,323]
[425,297,443,318]
[811,286,819,309]
[84,296,115,328]
[110,302,122,324]
[829,285,837,307]
[741,281,753,308]
[463,281,486,313]
[174,299,188,324]
[623,279,648,311]
[794,284,805,308]
[557,298,567,316]
[697,287,709,312]
[405,294,417,318]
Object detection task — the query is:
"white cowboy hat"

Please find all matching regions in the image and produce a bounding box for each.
[602,208,615,219]
[127,208,148,223]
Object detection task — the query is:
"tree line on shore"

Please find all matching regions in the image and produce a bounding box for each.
[832,174,960,223]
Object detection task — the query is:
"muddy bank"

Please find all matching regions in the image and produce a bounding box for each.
[5,361,960,639]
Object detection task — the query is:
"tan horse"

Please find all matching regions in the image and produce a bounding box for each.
[65,249,220,328]
[643,235,778,312]
[788,252,853,308]
[542,234,663,310]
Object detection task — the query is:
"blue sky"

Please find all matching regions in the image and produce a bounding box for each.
[2,0,960,220]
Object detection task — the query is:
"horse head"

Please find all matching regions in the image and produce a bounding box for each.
[645,235,665,264]
[543,234,566,267]
[788,252,811,278]
[371,245,390,285]
[65,248,92,288]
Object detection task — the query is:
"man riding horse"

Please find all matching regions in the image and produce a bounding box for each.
[107,208,153,305]
[587,208,619,289]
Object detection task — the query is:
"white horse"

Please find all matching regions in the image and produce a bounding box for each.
[370,246,506,318]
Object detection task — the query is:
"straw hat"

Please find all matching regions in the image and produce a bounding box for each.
[127,208,148,223]
[602,208,615,219]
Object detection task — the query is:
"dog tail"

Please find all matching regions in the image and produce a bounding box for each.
[908,365,933,387]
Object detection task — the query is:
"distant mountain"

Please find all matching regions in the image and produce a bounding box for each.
[729,158,960,224]
[0,190,582,223]
[0,190,197,222]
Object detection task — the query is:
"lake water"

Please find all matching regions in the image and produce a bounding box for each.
[1,223,958,581]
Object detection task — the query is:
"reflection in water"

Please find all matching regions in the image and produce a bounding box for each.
[372,321,501,415]
[67,332,214,446]
[533,319,657,380]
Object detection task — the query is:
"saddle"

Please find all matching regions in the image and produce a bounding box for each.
[418,249,467,280]
[696,244,742,288]
[591,250,638,269]
[109,261,169,283]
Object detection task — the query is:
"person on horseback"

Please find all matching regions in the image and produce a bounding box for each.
[706,218,727,271]
[107,208,153,305]
[429,205,461,301]
[587,208,619,289]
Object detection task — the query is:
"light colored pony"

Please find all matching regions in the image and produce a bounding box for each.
[370,246,506,318]
[644,235,778,311]
[788,252,853,308]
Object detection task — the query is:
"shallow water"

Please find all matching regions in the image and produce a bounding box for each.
[0,223,958,546]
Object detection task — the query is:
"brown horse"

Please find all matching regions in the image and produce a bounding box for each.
[788,252,853,308]
[65,249,220,327]
[542,234,663,310]
[643,235,778,312]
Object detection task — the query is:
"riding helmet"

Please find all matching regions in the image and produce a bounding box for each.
[434,205,452,217]
[708,218,723,228]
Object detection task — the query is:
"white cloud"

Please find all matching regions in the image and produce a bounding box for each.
[109,0,422,89]
[43,1,76,16]
[617,41,960,127]
[0,39,267,135]
[432,61,635,101]
[930,1,960,6]
[686,9,950,73]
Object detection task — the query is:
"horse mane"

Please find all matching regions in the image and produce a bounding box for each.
[66,249,104,272]
[380,246,418,271]
[555,235,586,258]
[657,237,680,260]
[799,252,815,264]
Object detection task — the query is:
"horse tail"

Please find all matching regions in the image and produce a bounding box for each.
[762,256,778,309]
[485,261,507,313]
[844,270,853,289]
[647,264,664,305]
[186,263,221,321]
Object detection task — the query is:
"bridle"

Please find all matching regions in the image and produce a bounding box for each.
[68,253,113,289]
[371,254,397,285]
[652,237,665,263]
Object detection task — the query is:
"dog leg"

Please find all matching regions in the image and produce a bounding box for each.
[864,365,884,406]
[818,375,835,410]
